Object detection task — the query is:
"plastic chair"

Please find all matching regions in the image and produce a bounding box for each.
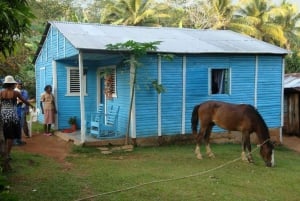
[27,108,39,137]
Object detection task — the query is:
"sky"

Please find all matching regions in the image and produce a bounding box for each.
[78,0,300,11]
[272,0,299,8]
[233,0,300,9]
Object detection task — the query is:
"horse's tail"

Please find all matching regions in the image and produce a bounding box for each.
[191,104,201,135]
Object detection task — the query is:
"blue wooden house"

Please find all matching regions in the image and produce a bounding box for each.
[34,21,288,144]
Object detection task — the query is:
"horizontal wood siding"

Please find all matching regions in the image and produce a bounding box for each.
[56,62,79,128]
[84,66,98,115]
[230,55,256,104]
[161,56,183,134]
[257,55,283,127]
[35,26,82,127]
[135,56,159,136]
[47,27,79,61]
[184,54,282,134]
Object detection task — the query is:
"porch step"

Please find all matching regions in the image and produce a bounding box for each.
[97,145,134,154]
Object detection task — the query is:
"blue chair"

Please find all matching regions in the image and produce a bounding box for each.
[88,104,104,136]
[99,105,120,137]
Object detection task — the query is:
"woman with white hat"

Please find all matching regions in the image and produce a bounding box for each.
[0,75,34,172]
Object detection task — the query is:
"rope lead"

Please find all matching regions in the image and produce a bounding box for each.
[74,146,261,201]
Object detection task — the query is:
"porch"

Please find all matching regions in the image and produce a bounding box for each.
[54,130,196,147]
[54,130,127,147]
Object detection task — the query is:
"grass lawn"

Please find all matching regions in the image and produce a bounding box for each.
[4,142,300,201]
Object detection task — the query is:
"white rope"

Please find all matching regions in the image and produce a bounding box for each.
[74,146,261,201]
[257,138,270,148]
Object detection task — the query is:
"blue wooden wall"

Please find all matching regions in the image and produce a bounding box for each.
[134,54,283,136]
[35,26,78,125]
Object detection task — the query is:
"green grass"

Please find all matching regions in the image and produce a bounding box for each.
[5,143,300,201]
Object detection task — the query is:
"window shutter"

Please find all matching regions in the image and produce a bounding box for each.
[111,70,116,95]
[70,69,80,93]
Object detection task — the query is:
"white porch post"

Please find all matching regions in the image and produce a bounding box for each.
[280,57,285,143]
[254,55,258,107]
[79,51,86,143]
[182,55,186,134]
[158,55,161,136]
[130,55,136,139]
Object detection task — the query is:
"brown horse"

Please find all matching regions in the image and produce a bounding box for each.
[191,100,274,167]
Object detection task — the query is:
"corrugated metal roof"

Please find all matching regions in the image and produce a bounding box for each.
[50,21,288,54]
[284,73,300,88]
[33,21,289,63]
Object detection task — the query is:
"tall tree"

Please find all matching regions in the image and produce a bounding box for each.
[0,0,34,57]
[229,0,287,47]
[100,0,169,26]
[273,0,300,50]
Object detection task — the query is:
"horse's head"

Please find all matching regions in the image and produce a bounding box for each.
[260,141,275,167]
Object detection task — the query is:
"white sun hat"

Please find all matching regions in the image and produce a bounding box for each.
[3,75,17,84]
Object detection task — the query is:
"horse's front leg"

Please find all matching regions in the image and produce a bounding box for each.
[245,136,254,163]
[241,133,253,163]
[205,125,215,158]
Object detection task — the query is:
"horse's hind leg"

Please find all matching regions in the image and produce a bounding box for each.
[195,127,206,160]
[204,124,215,158]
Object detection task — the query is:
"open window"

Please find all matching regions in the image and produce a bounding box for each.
[210,68,230,94]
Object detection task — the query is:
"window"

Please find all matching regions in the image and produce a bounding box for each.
[67,67,87,95]
[210,68,230,94]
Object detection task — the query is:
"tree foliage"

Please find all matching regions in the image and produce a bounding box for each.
[0,0,34,57]
[100,0,170,26]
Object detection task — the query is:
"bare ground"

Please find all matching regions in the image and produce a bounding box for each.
[14,133,73,163]
[281,135,300,153]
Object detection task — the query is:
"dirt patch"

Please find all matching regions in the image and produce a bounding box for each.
[281,135,300,153]
[14,133,73,163]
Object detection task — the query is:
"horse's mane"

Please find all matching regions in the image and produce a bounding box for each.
[246,104,269,136]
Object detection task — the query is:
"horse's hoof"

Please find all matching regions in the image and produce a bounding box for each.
[241,152,248,161]
[207,152,215,158]
[196,154,203,160]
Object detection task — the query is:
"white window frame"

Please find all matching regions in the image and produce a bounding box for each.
[66,67,87,96]
[209,67,231,95]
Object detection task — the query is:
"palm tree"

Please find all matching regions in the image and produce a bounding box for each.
[229,0,287,47]
[100,0,169,26]
[209,0,236,30]
[273,0,300,50]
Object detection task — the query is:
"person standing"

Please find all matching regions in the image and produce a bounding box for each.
[14,81,30,145]
[0,75,34,171]
[40,85,57,136]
